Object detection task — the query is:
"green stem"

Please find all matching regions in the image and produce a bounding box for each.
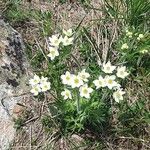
[76,89,80,113]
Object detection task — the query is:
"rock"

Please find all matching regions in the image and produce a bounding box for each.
[12,104,25,118]
[0,19,30,150]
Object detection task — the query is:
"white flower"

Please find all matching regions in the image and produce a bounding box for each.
[140,49,148,54]
[61,71,72,85]
[49,34,61,47]
[79,84,93,99]
[63,29,73,37]
[61,89,72,100]
[40,76,48,83]
[125,29,129,33]
[121,43,128,50]
[104,75,118,89]
[116,66,129,79]
[71,75,84,88]
[47,47,59,60]
[30,84,41,96]
[78,69,90,82]
[139,34,144,38]
[102,61,116,74]
[137,34,144,40]
[113,88,125,103]
[93,75,106,89]
[29,75,40,86]
[59,35,64,43]
[126,31,133,38]
[62,36,74,46]
[115,83,121,89]
[137,37,140,40]
[29,76,51,95]
[48,46,58,52]
[40,81,51,92]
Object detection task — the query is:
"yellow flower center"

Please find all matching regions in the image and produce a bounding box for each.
[74,78,79,84]
[66,39,69,43]
[106,66,110,70]
[83,89,88,94]
[66,76,70,81]
[82,75,86,79]
[66,92,69,97]
[108,79,113,84]
[51,50,55,56]
[54,39,59,44]
[35,88,39,92]
[34,79,38,83]
[44,85,48,89]
[116,92,121,98]
[99,81,102,85]
[120,71,124,75]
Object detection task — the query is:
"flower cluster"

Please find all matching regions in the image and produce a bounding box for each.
[140,49,149,54]
[29,61,129,103]
[121,30,146,51]
[47,29,74,60]
[126,29,133,38]
[125,28,145,40]
[60,61,129,102]
[93,61,129,102]
[137,34,144,40]
[29,75,51,96]
[61,69,93,99]
[121,43,129,50]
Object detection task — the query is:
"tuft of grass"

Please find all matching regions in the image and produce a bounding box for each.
[3,0,30,24]
[116,99,150,136]
[14,117,25,130]
[31,10,53,37]
[103,0,150,27]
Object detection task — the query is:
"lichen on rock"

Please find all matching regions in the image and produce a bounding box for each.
[0,19,30,150]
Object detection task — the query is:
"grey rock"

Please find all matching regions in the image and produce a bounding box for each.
[0,19,30,150]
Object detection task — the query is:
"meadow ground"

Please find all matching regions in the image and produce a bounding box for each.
[0,0,150,149]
